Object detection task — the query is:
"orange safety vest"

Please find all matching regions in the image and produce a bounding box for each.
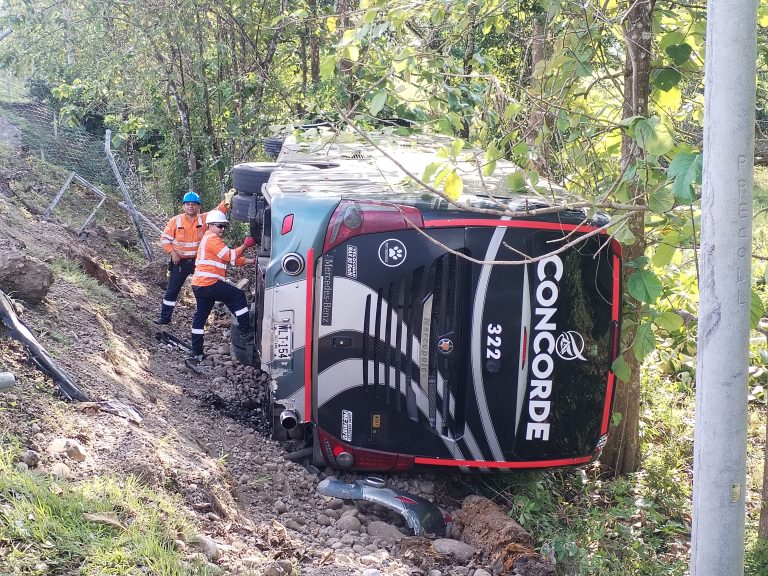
[160,201,227,259]
[191,230,247,287]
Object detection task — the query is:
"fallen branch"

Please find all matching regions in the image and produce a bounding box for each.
[0,289,89,401]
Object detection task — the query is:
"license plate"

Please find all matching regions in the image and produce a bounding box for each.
[273,324,293,360]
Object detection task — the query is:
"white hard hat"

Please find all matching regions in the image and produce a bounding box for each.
[207,210,229,224]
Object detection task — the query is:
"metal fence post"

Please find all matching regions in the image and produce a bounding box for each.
[104,130,154,260]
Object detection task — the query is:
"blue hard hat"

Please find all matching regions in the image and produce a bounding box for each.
[182,191,201,205]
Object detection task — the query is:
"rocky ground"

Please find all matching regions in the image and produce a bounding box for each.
[0,141,554,576]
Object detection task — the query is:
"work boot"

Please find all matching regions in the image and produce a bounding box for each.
[153,317,171,326]
[184,354,205,374]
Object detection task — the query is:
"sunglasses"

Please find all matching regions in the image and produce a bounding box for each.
[212,223,228,229]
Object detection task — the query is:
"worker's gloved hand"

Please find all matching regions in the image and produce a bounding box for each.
[241,236,256,250]
[224,188,236,207]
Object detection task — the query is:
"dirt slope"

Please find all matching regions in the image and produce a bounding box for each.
[0,143,499,576]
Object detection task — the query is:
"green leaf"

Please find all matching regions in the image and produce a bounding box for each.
[362,8,378,24]
[503,102,523,120]
[444,171,463,201]
[343,45,360,62]
[651,68,682,91]
[635,117,675,156]
[483,143,499,176]
[649,187,675,214]
[434,167,450,187]
[651,234,678,267]
[654,311,684,332]
[609,224,637,245]
[482,15,495,34]
[320,56,336,81]
[422,161,443,183]
[633,322,657,362]
[667,151,702,204]
[450,139,464,158]
[656,86,683,114]
[370,90,387,115]
[512,141,530,156]
[751,289,765,329]
[438,117,454,135]
[665,43,693,65]
[627,269,663,304]
[619,115,643,128]
[506,171,527,192]
[659,31,686,51]
[612,356,631,383]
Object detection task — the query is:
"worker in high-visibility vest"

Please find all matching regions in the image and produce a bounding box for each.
[155,190,234,325]
[188,209,256,364]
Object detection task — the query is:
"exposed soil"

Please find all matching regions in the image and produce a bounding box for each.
[0,140,505,576]
[0,115,21,149]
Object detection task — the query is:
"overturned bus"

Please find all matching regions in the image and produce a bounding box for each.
[228,128,622,472]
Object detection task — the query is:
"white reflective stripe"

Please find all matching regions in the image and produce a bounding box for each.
[177,251,197,257]
[196,258,226,269]
[197,215,203,226]
[161,233,175,241]
[230,251,237,265]
[173,240,200,248]
[191,328,205,334]
[163,300,176,306]
[176,215,182,228]
[193,271,223,279]
[196,233,212,262]
[234,307,248,316]
[216,246,229,259]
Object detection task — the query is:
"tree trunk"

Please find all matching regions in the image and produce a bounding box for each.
[601,0,655,475]
[337,0,356,108]
[308,0,320,88]
[760,406,768,538]
[300,28,308,105]
[194,8,224,183]
[459,8,477,140]
[526,14,549,175]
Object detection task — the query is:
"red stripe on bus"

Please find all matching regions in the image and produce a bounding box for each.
[601,373,616,435]
[305,248,315,421]
[602,252,622,434]
[425,219,601,234]
[414,455,593,469]
[612,254,621,322]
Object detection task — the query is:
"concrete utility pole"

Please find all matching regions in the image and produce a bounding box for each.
[691,0,758,574]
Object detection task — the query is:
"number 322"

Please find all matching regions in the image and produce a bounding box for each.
[486,323,502,359]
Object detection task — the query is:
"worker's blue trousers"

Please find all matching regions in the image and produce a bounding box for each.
[191,280,251,356]
[158,258,196,322]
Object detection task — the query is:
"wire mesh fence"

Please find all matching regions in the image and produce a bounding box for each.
[0,72,167,259]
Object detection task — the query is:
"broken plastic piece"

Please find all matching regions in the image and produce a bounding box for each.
[317,476,446,537]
